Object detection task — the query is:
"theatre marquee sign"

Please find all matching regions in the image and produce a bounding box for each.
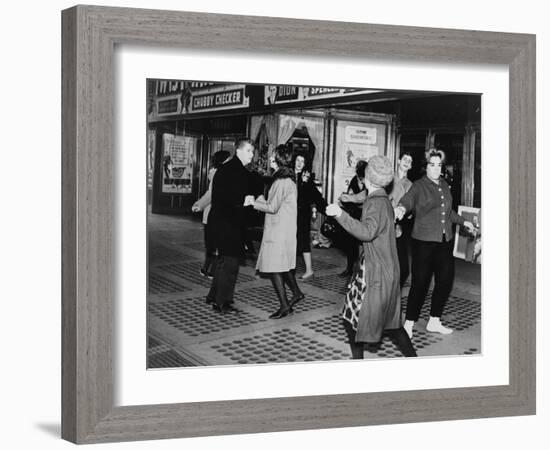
[264,85,380,105]
[155,82,250,116]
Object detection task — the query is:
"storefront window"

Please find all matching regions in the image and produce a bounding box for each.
[398,132,428,182]
[473,131,481,208]
[434,132,464,209]
[287,126,315,172]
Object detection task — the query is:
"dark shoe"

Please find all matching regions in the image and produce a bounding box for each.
[205,296,214,305]
[339,269,352,277]
[268,307,293,319]
[289,293,305,308]
[200,268,213,279]
[212,304,227,314]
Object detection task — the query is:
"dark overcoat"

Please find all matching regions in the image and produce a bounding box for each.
[296,171,327,252]
[336,189,401,342]
[208,156,252,258]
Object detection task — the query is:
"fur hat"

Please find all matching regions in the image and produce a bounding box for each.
[367,155,394,188]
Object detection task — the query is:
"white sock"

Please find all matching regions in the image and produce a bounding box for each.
[403,320,414,338]
[426,316,453,334]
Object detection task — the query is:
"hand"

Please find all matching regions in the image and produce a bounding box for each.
[243,195,255,207]
[463,220,475,233]
[394,206,406,221]
[326,203,343,217]
[395,223,402,238]
[339,193,351,203]
[191,204,200,213]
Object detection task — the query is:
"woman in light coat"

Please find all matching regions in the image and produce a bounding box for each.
[248,145,304,319]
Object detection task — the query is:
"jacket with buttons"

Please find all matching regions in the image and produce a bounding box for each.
[398,175,465,242]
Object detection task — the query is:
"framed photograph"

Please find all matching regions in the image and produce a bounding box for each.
[146,80,482,368]
[453,206,482,263]
[62,5,535,444]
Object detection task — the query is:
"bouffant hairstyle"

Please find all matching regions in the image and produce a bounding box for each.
[274,144,294,169]
[424,148,446,165]
[293,149,310,170]
[272,144,295,179]
[355,159,368,179]
[366,155,394,188]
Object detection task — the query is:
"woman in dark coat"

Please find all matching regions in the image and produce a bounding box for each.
[294,151,327,279]
[338,159,367,278]
[250,145,304,319]
[326,155,416,358]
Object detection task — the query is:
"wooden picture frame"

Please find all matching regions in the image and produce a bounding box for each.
[61,5,536,444]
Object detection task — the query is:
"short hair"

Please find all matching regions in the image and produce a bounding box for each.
[274,144,294,169]
[355,159,368,179]
[235,137,255,150]
[424,148,446,164]
[399,151,413,160]
[366,155,394,188]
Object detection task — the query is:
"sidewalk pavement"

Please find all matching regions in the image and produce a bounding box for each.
[147,214,481,368]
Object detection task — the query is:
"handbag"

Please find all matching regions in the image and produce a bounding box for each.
[320,215,343,241]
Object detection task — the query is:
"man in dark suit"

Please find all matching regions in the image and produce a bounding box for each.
[206,138,255,313]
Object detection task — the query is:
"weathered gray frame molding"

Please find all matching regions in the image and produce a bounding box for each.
[62,5,536,444]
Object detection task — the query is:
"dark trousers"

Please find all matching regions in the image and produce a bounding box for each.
[202,225,217,275]
[405,238,455,321]
[207,255,240,307]
[396,233,410,288]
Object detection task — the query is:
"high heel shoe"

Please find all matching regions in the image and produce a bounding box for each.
[289,293,305,308]
[268,307,293,319]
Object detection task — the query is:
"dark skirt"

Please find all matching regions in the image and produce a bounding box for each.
[296,208,311,253]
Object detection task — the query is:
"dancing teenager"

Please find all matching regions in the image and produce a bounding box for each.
[249,145,304,319]
[395,149,475,338]
[326,155,416,358]
[192,150,230,278]
[294,151,327,279]
[206,139,255,313]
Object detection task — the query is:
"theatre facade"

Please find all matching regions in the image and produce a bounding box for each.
[147,80,481,214]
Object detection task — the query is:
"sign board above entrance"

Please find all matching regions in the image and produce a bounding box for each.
[264,85,380,105]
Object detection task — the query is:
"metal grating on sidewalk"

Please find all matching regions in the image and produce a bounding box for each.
[149,273,190,294]
[301,314,348,342]
[149,297,264,337]
[148,349,198,368]
[210,328,350,364]
[300,314,445,358]
[303,273,349,294]
[158,262,256,288]
[295,258,340,272]
[236,285,336,314]
[401,292,481,331]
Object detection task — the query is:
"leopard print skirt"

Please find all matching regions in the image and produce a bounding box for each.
[342,255,366,331]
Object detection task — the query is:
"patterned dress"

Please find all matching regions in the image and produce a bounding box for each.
[342,255,366,331]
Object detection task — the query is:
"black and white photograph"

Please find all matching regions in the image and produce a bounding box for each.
[3,0,545,448]
[146,80,482,367]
